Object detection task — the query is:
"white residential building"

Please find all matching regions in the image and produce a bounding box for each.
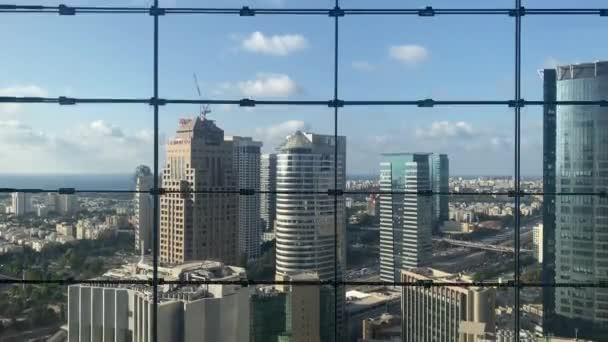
[67,260,249,342]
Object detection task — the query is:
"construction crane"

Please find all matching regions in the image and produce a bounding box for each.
[193,73,211,119]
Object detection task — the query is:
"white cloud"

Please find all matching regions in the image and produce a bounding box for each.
[242,31,308,56]
[254,120,310,152]
[543,56,560,69]
[235,73,300,98]
[351,61,377,72]
[490,136,513,148]
[389,45,429,66]
[90,120,125,138]
[415,121,474,139]
[0,85,48,116]
[0,120,30,130]
[0,118,156,173]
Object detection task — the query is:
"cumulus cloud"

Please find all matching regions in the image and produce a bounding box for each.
[0,118,156,173]
[90,120,125,138]
[415,121,474,139]
[351,61,377,72]
[389,45,429,66]
[242,31,308,56]
[254,120,310,152]
[235,73,300,98]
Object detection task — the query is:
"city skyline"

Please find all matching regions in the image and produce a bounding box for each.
[2,1,607,341]
[4,0,608,175]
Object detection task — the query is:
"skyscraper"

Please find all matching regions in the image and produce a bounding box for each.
[160,117,238,265]
[274,131,346,341]
[10,192,29,216]
[542,67,558,334]
[379,153,433,283]
[226,136,262,263]
[549,61,608,339]
[260,153,277,232]
[134,165,154,253]
[274,131,346,282]
[401,268,496,342]
[430,153,449,231]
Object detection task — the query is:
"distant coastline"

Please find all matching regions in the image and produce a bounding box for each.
[0,173,134,191]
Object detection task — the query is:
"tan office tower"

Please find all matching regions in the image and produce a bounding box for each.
[401,268,496,342]
[160,116,238,265]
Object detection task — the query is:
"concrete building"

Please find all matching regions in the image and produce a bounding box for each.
[260,153,277,232]
[160,117,238,265]
[533,223,543,263]
[226,136,262,263]
[134,165,154,254]
[274,131,346,340]
[366,194,379,217]
[345,288,400,341]
[36,204,49,217]
[56,222,76,238]
[379,153,433,282]
[361,313,401,342]
[47,193,78,215]
[10,192,30,216]
[401,268,496,342]
[542,61,608,339]
[67,259,249,342]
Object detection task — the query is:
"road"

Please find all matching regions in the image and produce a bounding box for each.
[432,220,539,275]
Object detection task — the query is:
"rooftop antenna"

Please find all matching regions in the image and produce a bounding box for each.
[193,73,211,119]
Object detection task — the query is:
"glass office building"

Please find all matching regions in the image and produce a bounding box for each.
[545,61,608,339]
[379,153,433,283]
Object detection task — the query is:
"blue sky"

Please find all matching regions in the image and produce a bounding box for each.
[1,0,607,176]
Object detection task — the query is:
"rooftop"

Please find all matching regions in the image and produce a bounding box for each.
[402,267,475,284]
[345,288,400,314]
[556,60,608,80]
[101,257,246,283]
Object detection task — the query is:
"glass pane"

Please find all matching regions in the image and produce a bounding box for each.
[340,14,513,101]
[0,103,153,276]
[522,12,608,101]
[0,14,151,99]
[159,105,338,281]
[346,0,512,8]
[170,0,331,8]
[524,0,607,8]
[160,14,332,101]
[340,106,515,284]
[0,103,153,184]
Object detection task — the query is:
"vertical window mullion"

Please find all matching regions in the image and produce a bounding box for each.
[152,1,160,342]
[514,0,523,341]
[333,1,340,341]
